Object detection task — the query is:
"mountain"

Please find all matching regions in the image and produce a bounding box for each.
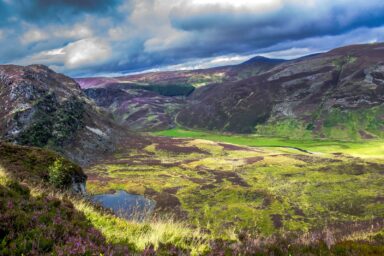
[177,43,384,138]
[83,87,185,131]
[77,45,384,139]
[76,56,284,131]
[0,64,129,165]
[241,56,286,65]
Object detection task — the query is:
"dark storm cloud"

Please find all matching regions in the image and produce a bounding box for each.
[168,1,384,56]
[1,0,123,24]
[1,0,384,76]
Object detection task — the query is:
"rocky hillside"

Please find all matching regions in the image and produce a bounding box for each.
[84,87,185,131]
[178,43,384,139]
[77,57,284,131]
[0,65,128,165]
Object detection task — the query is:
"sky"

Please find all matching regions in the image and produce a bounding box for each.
[0,0,384,77]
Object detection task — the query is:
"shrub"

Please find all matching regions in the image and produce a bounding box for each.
[48,159,72,189]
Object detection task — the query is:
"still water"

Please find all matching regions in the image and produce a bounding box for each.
[91,190,156,221]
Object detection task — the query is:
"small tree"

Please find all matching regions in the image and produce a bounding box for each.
[48,159,70,188]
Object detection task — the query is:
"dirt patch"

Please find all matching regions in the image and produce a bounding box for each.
[150,137,209,155]
[158,174,172,178]
[372,196,384,203]
[367,162,384,174]
[211,170,250,187]
[359,130,375,139]
[201,184,217,190]
[163,187,181,194]
[271,214,283,229]
[303,217,384,242]
[261,194,274,209]
[144,187,187,218]
[155,143,209,155]
[188,177,207,184]
[293,207,305,217]
[245,156,264,164]
[218,143,253,151]
[317,162,377,175]
[290,154,341,164]
[243,190,274,208]
[197,170,207,175]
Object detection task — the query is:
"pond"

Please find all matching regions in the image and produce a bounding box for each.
[91,190,156,221]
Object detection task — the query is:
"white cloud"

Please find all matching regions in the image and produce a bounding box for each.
[20,29,48,45]
[52,24,93,39]
[189,0,283,11]
[64,38,111,68]
[15,37,111,71]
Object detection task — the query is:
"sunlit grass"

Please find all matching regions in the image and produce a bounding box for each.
[74,200,209,254]
[152,128,384,159]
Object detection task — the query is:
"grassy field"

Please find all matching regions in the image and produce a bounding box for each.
[86,129,384,246]
[153,128,384,159]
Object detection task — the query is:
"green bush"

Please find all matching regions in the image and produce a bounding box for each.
[48,159,72,189]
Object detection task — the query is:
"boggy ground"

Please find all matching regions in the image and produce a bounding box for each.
[86,131,384,241]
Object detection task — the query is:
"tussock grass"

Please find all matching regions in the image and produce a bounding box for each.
[73,199,209,254]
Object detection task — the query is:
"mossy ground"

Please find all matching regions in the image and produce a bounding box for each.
[87,130,384,242]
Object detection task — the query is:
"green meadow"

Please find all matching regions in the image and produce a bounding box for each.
[153,128,384,159]
[84,128,384,250]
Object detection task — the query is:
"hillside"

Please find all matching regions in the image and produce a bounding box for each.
[0,65,139,165]
[83,86,186,131]
[0,142,197,255]
[0,142,110,255]
[77,57,283,131]
[177,43,384,138]
[77,43,384,140]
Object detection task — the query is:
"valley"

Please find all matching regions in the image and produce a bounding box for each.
[1,42,384,255]
[86,130,384,239]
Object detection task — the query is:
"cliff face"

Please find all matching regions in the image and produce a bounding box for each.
[0,64,124,165]
[177,43,384,138]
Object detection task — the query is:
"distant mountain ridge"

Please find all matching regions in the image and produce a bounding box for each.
[241,56,286,65]
[178,43,384,138]
[77,43,384,139]
[76,55,284,131]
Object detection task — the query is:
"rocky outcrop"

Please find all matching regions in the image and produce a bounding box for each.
[0,64,126,165]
